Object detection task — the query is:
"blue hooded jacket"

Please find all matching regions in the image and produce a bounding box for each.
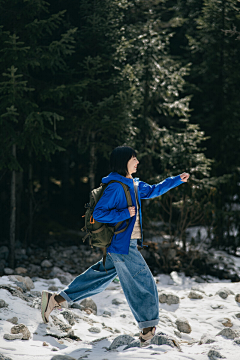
[93,172,184,255]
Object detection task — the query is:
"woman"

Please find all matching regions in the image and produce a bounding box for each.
[41,145,189,344]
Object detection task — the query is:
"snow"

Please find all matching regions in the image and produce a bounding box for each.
[1,270,240,360]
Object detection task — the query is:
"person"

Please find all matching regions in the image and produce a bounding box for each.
[41,145,189,344]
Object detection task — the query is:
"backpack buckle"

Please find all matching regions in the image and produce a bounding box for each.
[90,215,95,224]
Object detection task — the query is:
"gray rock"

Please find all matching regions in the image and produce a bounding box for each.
[120,314,126,318]
[103,311,111,317]
[4,333,23,340]
[80,298,97,314]
[50,266,65,277]
[57,273,73,285]
[7,317,18,325]
[62,310,75,326]
[123,339,141,350]
[88,327,101,333]
[109,335,135,350]
[188,291,203,299]
[235,294,240,303]
[112,298,125,305]
[174,330,182,338]
[15,281,28,292]
[234,338,240,345]
[216,288,234,299]
[208,349,226,359]
[41,259,52,268]
[235,313,240,318]
[176,318,192,334]
[199,334,216,344]
[0,299,8,308]
[48,286,58,292]
[51,356,77,360]
[11,324,31,340]
[15,267,28,274]
[159,292,180,305]
[70,303,84,310]
[217,328,238,339]
[4,268,14,275]
[0,353,13,360]
[51,315,72,332]
[191,286,205,294]
[151,334,176,348]
[9,275,34,291]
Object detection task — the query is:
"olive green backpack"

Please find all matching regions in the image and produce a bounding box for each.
[81,181,132,270]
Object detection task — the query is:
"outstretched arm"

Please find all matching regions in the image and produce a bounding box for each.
[139,173,190,200]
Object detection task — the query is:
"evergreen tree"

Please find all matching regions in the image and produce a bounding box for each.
[0,0,76,262]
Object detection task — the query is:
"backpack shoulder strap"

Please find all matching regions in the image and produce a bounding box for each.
[106,180,132,207]
[103,180,133,235]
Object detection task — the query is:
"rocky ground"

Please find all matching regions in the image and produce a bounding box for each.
[1,234,240,283]
[1,272,240,359]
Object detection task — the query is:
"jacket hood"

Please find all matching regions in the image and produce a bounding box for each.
[101,172,139,187]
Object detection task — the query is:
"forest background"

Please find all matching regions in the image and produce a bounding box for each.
[0,0,240,276]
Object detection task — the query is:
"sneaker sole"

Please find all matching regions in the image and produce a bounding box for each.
[41,290,49,324]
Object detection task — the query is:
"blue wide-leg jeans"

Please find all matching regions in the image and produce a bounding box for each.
[59,240,159,329]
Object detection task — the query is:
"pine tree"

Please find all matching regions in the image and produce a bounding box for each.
[0,0,76,261]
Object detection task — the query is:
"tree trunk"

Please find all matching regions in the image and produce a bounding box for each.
[89,132,96,190]
[9,143,16,269]
[62,151,70,206]
[28,158,33,246]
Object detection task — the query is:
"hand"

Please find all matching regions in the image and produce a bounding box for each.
[180,173,190,182]
[128,206,136,217]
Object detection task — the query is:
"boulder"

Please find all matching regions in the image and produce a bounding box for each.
[199,334,216,345]
[123,339,141,350]
[103,311,112,316]
[41,259,52,268]
[4,268,14,275]
[151,333,181,350]
[234,338,240,345]
[15,267,27,275]
[80,298,97,314]
[11,324,31,340]
[176,318,192,334]
[9,275,34,291]
[3,333,23,340]
[7,317,18,325]
[61,310,75,326]
[159,292,180,305]
[109,334,135,350]
[0,299,8,308]
[188,291,203,299]
[88,327,101,333]
[216,288,234,299]
[208,349,226,359]
[48,286,58,292]
[235,294,240,303]
[222,318,233,327]
[112,298,125,305]
[217,328,238,339]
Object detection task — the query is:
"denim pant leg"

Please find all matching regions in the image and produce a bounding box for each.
[59,255,117,303]
[109,240,159,329]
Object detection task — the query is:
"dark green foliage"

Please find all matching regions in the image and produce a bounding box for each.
[0,0,240,266]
